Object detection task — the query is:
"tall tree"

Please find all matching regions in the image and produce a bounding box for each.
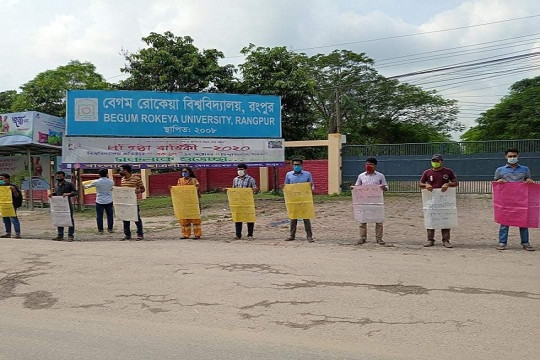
[119,31,236,92]
[0,90,18,113]
[12,60,109,117]
[461,76,540,141]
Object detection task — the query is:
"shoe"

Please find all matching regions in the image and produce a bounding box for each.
[120,236,131,241]
[307,237,314,243]
[1,233,11,238]
[107,229,114,233]
[98,231,104,235]
[180,236,189,239]
[522,243,535,251]
[67,236,75,242]
[247,235,254,240]
[376,240,386,246]
[497,243,506,250]
[234,236,241,240]
[52,236,64,241]
[355,239,366,245]
[14,234,22,239]
[442,241,453,248]
[424,240,435,247]
[136,235,144,241]
[193,236,200,239]
[285,237,295,241]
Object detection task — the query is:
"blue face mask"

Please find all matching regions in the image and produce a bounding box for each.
[0,180,5,185]
[182,172,189,178]
[293,165,302,172]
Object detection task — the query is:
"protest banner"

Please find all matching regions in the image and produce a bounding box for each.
[112,186,138,221]
[227,188,256,223]
[49,196,73,227]
[171,185,201,220]
[283,183,315,220]
[351,185,385,223]
[493,182,540,228]
[0,187,16,217]
[422,188,458,229]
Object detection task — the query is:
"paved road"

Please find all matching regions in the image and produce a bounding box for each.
[1,238,538,359]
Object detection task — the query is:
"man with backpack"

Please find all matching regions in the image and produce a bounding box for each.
[0,173,23,238]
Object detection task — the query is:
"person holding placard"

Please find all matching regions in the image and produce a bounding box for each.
[84,168,114,234]
[49,171,77,241]
[419,154,458,248]
[232,163,258,240]
[494,148,535,251]
[284,159,315,242]
[353,158,388,245]
[177,167,202,239]
[118,164,145,241]
[0,173,23,239]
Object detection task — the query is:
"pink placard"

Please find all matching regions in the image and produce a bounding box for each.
[493,182,540,228]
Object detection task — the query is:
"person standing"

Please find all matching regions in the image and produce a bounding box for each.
[419,154,458,248]
[118,164,145,241]
[0,173,23,239]
[353,158,388,245]
[494,148,535,251]
[284,159,314,242]
[84,168,114,234]
[232,163,258,240]
[49,171,77,241]
[177,167,202,239]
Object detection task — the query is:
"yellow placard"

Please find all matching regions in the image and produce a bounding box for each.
[171,185,201,220]
[227,188,256,222]
[283,183,315,219]
[83,180,97,195]
[0,187,16,217]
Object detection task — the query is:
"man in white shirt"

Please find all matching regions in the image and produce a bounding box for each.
[84,168,114,234]
[354,157,388,245]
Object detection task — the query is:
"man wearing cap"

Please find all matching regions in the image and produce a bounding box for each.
[419,154,459,248]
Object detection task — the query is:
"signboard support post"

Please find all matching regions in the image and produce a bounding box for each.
[26,147,34,211]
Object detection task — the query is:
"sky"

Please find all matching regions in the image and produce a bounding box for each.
[0,0,539,136]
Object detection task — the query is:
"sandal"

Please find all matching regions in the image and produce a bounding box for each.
[522,244,535,251]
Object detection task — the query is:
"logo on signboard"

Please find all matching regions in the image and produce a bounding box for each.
[75,98,98,121]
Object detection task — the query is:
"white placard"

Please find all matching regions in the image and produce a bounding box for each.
[352,185,385,223]
[422,188,458,229]
[112,186,138,221]
[49,196,73,227]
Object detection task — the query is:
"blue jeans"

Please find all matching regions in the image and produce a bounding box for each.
[57,209,75,238]
[498,225,529,245]
[3,215,21,235]
[96,202,114,232]
[123,205,143,237]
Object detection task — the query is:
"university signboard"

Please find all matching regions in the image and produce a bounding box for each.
[66,90,281,138]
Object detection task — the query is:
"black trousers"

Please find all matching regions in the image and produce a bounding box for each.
[235,222,254,237]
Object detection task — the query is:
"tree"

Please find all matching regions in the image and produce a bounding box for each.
[12,60,109,117]
[0,90,18,113]
[119,31,236,92]
[461,76,540,141]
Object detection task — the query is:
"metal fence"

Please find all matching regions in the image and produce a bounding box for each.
[342,139,540,194]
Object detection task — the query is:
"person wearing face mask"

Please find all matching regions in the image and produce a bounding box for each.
[284,158,315,242]
[232,163,259,240]
[118,164,145,241]
[177,166,202,239]
[0,173,23,239]
[48,171,77,241]
[419,154,458,248]
[353,158,388,245]
[494,148,535,251]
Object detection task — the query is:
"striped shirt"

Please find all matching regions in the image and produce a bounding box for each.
[355,171,388,188]
[233,174,257,189]
[121,174,144,190]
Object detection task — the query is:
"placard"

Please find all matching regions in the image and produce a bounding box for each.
[283,183,315,220]
[351,185,385,223]
[82,180,97,195]
[227,188,256,222]
[112,186,138,221]
[422,188,458,229]
[171,185,201,220]
[49,196,73,227]
[493,182,540,228]
[0,187,16,217]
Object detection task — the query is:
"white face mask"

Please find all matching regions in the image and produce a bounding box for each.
[237,170,246,176]
[507,157,518,165]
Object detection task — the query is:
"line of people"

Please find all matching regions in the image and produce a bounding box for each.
[0,148,536,250]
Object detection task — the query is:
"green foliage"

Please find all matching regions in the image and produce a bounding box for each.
[12,60,109,117]
[119,32,236,92]
[0,90,18,113]
[461,76,540,141]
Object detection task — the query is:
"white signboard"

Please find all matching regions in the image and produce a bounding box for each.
[352,185,385,223]
[0,111,64,147]
[422,188,458,229]
[112,186,138,221]
[62,137,285,168]
[49,196,73,227]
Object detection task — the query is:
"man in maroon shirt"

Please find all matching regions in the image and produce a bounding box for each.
[419,154,459,248]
